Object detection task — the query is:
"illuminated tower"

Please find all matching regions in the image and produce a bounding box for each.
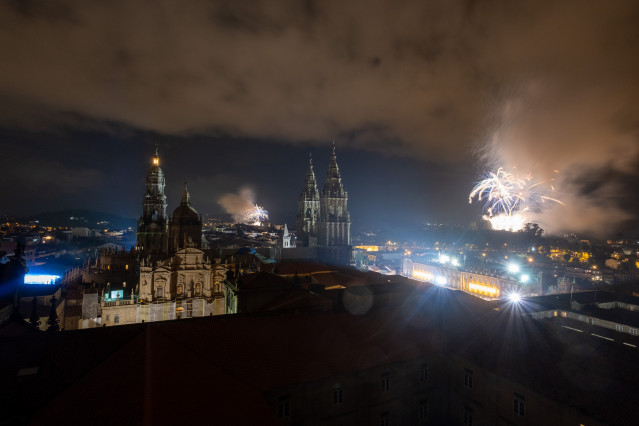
[296,154,320,247]
[168,183,202,253]
[319,146,351,246]
[136,148,169,256]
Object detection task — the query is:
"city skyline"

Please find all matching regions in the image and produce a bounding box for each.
[1,0,638,237]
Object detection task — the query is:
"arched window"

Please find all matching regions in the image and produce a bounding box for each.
[177,284,184,296]
[156,286,163,298]
[194,283,201,295]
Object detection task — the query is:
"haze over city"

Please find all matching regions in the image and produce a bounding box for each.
[1,0,638,237]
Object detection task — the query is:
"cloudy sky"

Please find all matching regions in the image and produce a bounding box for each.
[0,0,638,236]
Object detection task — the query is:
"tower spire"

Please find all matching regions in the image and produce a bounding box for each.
[153,146,160,166]
[181,182,190,205]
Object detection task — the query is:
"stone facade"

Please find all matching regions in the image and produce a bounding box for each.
[296,155,321,247]
[319,147,351,246]
[101,248,226,326]
[297,148,351,248]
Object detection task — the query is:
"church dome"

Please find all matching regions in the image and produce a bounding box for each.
[171,184,199,222]
[172,203,199,221]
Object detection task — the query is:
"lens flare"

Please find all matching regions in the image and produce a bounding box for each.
[508,292,522,303]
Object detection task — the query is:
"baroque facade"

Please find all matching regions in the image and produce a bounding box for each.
[99,149,227,327]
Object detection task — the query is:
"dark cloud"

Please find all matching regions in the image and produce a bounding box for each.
[0,0,638,234]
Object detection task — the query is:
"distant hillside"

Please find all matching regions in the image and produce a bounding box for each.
[25,209,136,230]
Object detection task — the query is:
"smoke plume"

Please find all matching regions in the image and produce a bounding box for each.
[217,187,255,223]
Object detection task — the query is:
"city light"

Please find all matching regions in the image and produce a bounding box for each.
[435,276,447,286]
[468,282,499,297]
[438,254,450,264]
[520,274,530,283]
[24,274,60,284]
[451,258,460,267]
[412,270,434,282]
[507,292,522,303]
[507,263,520,273]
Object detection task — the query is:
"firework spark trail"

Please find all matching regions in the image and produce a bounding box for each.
[245,204,269,226]
[469,168,563,231]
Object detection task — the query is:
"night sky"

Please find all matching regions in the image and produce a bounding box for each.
[1,0,638,236]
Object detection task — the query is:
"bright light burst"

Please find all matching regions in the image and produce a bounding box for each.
[245,204,269,226]
[469,168,563,231]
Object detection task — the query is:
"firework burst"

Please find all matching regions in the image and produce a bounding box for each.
[245,204,269,226]
[469,168,563,231]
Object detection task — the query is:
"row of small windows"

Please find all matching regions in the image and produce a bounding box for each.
[279,398,428,424]
[278,365,430,418]
[156,283,209,298]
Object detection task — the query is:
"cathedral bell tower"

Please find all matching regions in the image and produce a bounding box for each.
[319,146,351,246]
[296,154,320,247]
[136,148,169,256]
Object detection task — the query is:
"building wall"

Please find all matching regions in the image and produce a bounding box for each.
[406,260,541,298]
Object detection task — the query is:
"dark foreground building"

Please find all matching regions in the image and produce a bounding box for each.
[1,280,638,425]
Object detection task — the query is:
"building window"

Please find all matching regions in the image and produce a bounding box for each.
[278,396,290,418]
[420,364,428,382]
[156,286,163,298]
[561,311,567,318]
[177,284,184,296]
[194,283,201,295]
[380,412,390,426]
[333,383,343,404]
[464,369,473,389]
[578,315,584,321]
[381,373,390,392]
[513,393,525,416]
[114,314,119,324]
[419,400,428,421]
[553,311,558,317]
[464,409,473,426]
[630,328,637,336]
[187,301,193,317]
[616,324,623,332]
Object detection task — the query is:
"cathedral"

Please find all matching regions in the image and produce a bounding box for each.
[98,149,226,327]
[136,148,202,257]
[297,147,351,248]
[292,147,352,265]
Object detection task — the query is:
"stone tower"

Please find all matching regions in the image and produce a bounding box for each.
[282,223,292,248]
[136,148,169,256]
[168,183,202,253]
[319,147,351,246]
[296,154,321,247]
